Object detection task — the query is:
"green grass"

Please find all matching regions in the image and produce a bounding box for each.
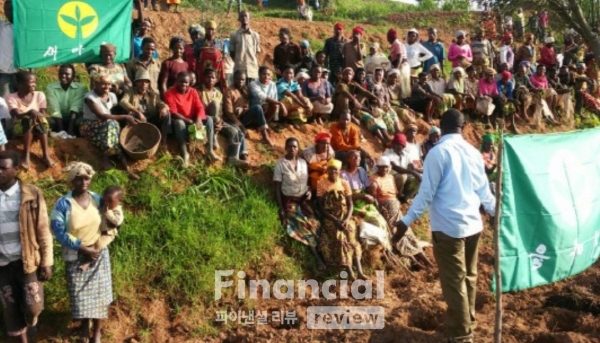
[1,158,309,340]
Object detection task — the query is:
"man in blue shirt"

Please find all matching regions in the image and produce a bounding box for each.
[422,28,446,75]
[393,109,496,343]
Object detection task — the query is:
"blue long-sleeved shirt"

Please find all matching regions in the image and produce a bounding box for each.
[401,134,496,238]
[51,191,103,250]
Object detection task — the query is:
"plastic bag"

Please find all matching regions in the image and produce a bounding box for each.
[359,221,392,251]
[188,124,206,142]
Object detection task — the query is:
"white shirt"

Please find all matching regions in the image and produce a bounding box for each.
[0,97,10,120]
[404,42,434,68]
[0,19,16,74]
[377,149,410,175]
[401,134,496,238]
[273,158,310,198]
[405,141,422,165]
[0,182,22,266]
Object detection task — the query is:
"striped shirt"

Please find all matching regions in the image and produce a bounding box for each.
[369,173,398,203]
[0,182,21,266]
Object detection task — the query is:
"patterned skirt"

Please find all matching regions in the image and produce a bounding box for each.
[281,96,313,123]
[65,248,113,319]
[80,119,122,157]
[283,197,320,247]
[436,94,457,114]
[379,198,422,257]
[318,190,362,267]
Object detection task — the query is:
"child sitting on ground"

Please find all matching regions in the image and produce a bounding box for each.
[80,185,124,270]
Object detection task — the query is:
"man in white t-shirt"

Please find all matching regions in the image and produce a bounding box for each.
[404,123,423,169]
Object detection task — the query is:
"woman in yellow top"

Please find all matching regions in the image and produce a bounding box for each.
[51,162,112,343]
[369,156,431,267]
[317,159,366,280]
[302,132,334,191]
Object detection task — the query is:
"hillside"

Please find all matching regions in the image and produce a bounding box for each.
[2,3,600,343]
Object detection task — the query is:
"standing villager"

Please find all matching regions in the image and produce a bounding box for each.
[51,162,112,343]
[448,31,473,68]
[342,27,366,72]
[194,21,227,89]
[324,23,348,84]
[88,44,132,99]
[230,12,261,83]
[126,37,160,92]
[159,37,189,98]
[422,28,446,74]
[394,109,496,343]
[404,29,434,79]
[0,0,18,98]
[273,28,302,75]
[274,138,324,269]
[387,28,407,68]
[0,149,53,343]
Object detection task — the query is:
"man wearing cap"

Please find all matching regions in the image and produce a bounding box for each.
[324,23,348,85]
[448,31,472,68]
[387,28,407,68]
[119,69,170,141]
[342,27,366,72]
[381,133,422,202]
[230,11,261,83]
[394,109,496,343]
[273,28,302,76]
[422,28,446,74]
[537,36,557,69]
[126,37,161,92]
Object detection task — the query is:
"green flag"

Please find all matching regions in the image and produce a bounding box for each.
[13,0,132,68]
[497,128,600,292]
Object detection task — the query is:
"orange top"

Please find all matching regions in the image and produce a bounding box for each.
[369,174,398,203]
[330,123,360,152]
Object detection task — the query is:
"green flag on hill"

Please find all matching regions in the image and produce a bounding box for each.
[13,0,132,68]
[496,128,600,292]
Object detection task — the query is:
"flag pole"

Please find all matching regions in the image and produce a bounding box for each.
[493,119,505,343]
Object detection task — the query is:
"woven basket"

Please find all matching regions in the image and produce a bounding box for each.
[119,123,161,161]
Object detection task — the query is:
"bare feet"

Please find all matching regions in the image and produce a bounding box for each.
[263,136,274,147]
[21,159,30,170]
[44,157,56,168]
[126,168,140,180]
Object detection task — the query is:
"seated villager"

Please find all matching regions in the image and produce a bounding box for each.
[404,72,439,124]
[421,125,440,159]
[476,68,503,127]
[46,64,86,135]
[303,132,335,191]
[274,137,324,270]
[530,64,560,124]
[404,124,423,169]
[496,70,519,131]
[302,65,333,125]
[548,67,575,121]
[386,69,420,125]
[199,68,248,167]
[380,133,421,203]
[6,71,55,169]
[365,43,391,76]
[463,65,479,113]
[481,133,497,176]
[80,74,139,178]
[368,156,430,266]
[119,70,170,149]
[296,40,316,73]
[368,67,402,135]
[249,66,287,126]
[330,110,375,168]
[88,44,132,99]
[513,62,536,120]
[573,63,600,117]
[331,67,378,122]
[445,67,467,111]
[224,70,274,146]
[317,158,367,280]
[277,64,313,127]
[427,64,455,115]
[163,71,216,166]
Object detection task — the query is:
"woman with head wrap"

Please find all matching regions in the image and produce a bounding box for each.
[368,156,430,267]
[365,42,391,75]
[385,69,420,125]
[421,125,440,159]
[387,28,407,68]
[303,132,335,191]
[296,40,316,73]
[185,24,205,73]
[404,29,433,78]
[481,133,497,175]
[88,44,133,98]
[448,30,473,68]
[365,67,402,145]
[446,67,467,110]
[274,137,323,269]
[81,74,140,179]
[427,64,456,115]
[317,158,367,279]
[342,27,367,71]
[51,162,114,343]
[159,37,189,97]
